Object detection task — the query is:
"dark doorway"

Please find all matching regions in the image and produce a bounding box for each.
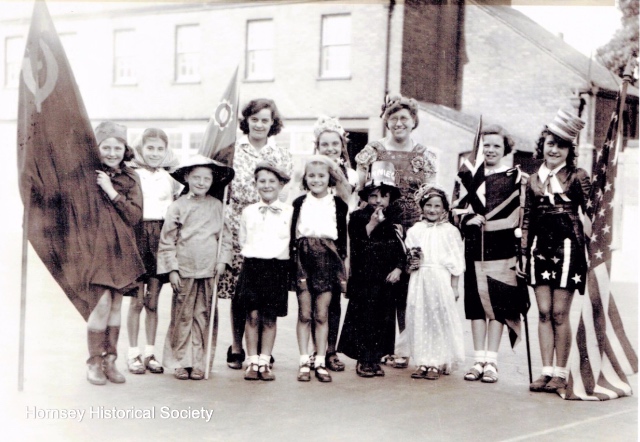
[346,131,369,168]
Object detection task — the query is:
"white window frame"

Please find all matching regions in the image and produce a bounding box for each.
[320,14,351,79]
[113,29,137,85]
[245,19,274,81]
[175,24,201,83]
[4,36,24,88]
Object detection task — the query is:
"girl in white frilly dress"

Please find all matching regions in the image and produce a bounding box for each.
[404,184,465,380]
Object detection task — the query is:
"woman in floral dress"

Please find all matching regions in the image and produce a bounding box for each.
[218,98,293,369]
[355,95,437,369]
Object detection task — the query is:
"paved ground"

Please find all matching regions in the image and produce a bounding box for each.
[0,232,637,441]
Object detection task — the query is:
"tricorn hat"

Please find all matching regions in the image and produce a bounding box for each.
[546,109,585,142]
[170,154,235,196]
[358,160,400,200]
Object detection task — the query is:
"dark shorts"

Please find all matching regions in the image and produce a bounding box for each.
[134,220,168,284]
[235,258,289,317]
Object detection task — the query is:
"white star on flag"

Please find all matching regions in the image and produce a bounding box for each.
[599,208,606,217]
[603,224,611,234]
[571,274,581,284]
[586,199,593,208]
[541,270,551,280]
[591,233,598,242]
[604,182,612,192]
[595,250,603,259]
[551,256,560,264]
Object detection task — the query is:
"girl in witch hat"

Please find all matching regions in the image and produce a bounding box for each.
[157,154,234,380]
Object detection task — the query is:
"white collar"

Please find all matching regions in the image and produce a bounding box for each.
[238,135,276,154]
[538,162,566,183]
[484,164,508,176]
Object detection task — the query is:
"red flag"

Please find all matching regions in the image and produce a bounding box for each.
[17,0,144,320]
[563,80,638,400]
[199,66,239,166]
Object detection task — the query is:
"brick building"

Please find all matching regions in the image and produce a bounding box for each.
[1,1,637,196]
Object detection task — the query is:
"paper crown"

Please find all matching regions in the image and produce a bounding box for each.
[313,115,346,140]
[546,109,585,142]
[95,121,127,146]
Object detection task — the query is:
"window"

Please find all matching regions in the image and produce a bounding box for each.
[5,36,24,88]
[320,14,351,79]
[246,19,274,81]
[175,24,201,83]
[113,29,137,85]
[189,132,203,150]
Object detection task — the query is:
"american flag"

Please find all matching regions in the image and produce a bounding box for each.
[563,92,638,400]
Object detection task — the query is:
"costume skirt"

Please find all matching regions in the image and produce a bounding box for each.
[235,258,289,317]
[295,237,346,294]
[134,220,168,284]
[527,214,587,294]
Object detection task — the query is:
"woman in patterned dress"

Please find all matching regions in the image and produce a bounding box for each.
[354,95,437,369]
[218,98,293,369]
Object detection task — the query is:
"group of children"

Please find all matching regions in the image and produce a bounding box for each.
[89,112,467,386]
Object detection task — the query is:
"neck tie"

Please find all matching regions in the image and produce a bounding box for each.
[259,205,282,215]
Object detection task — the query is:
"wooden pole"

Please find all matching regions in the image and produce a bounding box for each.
[18,194,30,391]
[204,185,228,380]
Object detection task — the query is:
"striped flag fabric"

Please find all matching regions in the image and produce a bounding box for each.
[562,92,638,400]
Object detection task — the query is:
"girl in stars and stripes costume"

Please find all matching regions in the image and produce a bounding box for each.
[521,109,591,394]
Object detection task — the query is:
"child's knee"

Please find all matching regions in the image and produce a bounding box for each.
[246,311,260,327]
[314,312,328,326]
[298,310,313,324]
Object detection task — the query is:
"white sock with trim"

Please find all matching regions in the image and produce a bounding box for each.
[128,347,141,360]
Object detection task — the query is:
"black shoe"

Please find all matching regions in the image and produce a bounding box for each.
[226,346,245,370]
[373,363,385,377]
[356,362,375,378]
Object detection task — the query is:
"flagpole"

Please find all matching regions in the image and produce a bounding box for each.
[204,185,229,380]
[18,192,30,391]
[516,178,533,384]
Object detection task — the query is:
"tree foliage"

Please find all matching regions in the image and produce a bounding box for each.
[596,0,639,83]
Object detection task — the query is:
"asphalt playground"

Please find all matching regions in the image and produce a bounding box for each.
[0,233,637,441]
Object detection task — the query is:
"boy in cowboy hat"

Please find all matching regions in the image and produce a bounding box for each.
[157,154,234,380]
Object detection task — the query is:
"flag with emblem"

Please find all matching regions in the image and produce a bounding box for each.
[199,66,239,165]
[17,0,144,320]
[562,75,638,400]
[199,67,239,378]
[451,116,484,219]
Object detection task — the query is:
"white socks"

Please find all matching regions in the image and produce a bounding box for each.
[541,366,554,377]
[554,366,569,379]
[248,355,259,365]
[128,347,141,360]
[315,354,326,368]
[474,350,485,364]
[258,354,270,367]
[144,345,155,358]
[486,351,498,365]
[299,355,310,366]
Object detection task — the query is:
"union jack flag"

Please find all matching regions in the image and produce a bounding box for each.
[452,116,484,218]
[563,92,638,400]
